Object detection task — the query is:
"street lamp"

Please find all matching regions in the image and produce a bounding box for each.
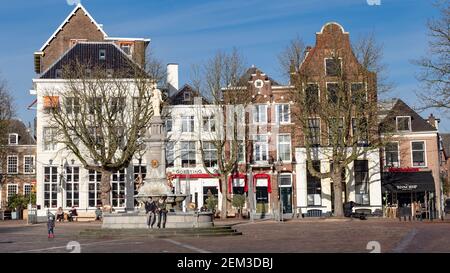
[271,156,283,222]
[246,161,254,222]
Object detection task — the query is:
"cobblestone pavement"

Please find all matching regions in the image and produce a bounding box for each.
[1,218,450,253]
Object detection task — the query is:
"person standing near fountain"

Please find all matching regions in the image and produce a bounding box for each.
[145,197,157,228]
[157,196,168,228]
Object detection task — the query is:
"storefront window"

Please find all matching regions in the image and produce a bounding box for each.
[133,165,146,207]
[88,170,101,207]
[111,169,126,208]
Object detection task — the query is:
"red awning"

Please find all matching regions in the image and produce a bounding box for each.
[228,173,248,193]
[253,173,272,193]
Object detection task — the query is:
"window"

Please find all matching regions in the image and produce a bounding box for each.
[65,97,80,114]
[89,97,102,115]
[237,141,245,162]
[232,178,245,195]
[181,141,196,167]
[65,166,79,208]
[24,184,32,197]
[181,116,195,132]
[279,174,292,187]
[183,92,191,101]
[352,117,368,145]
[305,83,319,105]
[412,141,426,167]
[203,116,216,132]
[165,119,172,132]
[276,104,290,124]
[202,142,217,168]
[111,97,125,113]
[99,49,106,60]
[120,43,132,55]
[111,169,126,208]
[44,166,58,208]
[55,69,62,79]
[254,79,264,88]
[307,118,321,146]
[278,134,291,161]
[325,58,342,76]
[24,156,35,174]
[133,165,147,207]
[254,135,268,162]
[385,142,399,167]
[7,184,18,203]
[43,96,60,110]
[88,170,102,207]
[7,156,18,174]
[8,133,18,145]
[396,116,411,131]
[351,83,366,103]
[166,141,174,167]
[327,83,339,104]
[307,161,321,206]
[328,118,344,145]
[203,186,218,205]
[253,105,267,124]
[43,127,57,151]
[354,160,369,205]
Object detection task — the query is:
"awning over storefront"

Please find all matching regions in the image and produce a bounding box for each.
[253,173,272,193]
[228,173,248,193]
[381,171,435,193]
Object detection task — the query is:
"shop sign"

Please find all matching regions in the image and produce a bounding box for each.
[395,184,418,191]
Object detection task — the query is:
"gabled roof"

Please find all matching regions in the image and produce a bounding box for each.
[441,133,450,158]
[5,119,36,145]
[379,98,437,132]
[169,84,210,105]
[240,66,280,86]
[40,42,145,79]
[39,4,108,52]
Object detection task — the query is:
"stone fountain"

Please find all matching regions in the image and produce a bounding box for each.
[102,87,213,229]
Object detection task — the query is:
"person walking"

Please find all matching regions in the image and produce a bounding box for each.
[47,212,56,238]
[157,196,168,229]
[145,197,157,228]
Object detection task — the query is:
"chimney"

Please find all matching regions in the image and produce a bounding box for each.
[167,63,179,97]
[427,113,440,130]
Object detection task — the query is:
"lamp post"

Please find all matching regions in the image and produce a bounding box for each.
[272,157,283,222]
[246,162,254,222]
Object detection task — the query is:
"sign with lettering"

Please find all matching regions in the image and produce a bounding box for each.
[388,167,420,173]
[172,168,218,175]
[395,184,418,191]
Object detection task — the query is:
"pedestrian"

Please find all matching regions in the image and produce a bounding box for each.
[145,197,157,228]
[56,207,64,222]
[47,212,56,238]
[157,196,168,229]
[95,206,103,221]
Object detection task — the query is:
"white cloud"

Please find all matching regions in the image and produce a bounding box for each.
[66,0,81,6]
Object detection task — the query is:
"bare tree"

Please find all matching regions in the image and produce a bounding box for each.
[191,49,250,219]
[285,29,391,217]
[43,57,163,210]
[0,77,15,185]
[415,1,450,110]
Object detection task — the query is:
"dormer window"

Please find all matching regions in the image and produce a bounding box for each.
[396,116,411,131]
[183,92,191,101]
[8,133,18,145]
[120,43,133,55]
[99,49,106,60]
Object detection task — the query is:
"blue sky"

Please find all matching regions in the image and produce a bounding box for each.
[0,0,448,131]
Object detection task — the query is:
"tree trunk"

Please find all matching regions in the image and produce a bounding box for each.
[220,176,227,219]
[100,170,112,211]
[332,172,344,217]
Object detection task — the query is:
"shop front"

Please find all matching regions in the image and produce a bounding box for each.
[382,170,436,219]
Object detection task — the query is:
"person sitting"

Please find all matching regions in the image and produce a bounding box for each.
[95,206,103,221]
[200,204,208,212]
[56,207,64,222]
[68,207,78,222]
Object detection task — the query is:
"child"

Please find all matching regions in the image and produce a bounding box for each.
[47,212,55,238]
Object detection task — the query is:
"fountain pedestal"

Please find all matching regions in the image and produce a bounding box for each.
[102,115,213,229]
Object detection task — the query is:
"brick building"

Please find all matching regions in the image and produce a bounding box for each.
[0,120,36,214]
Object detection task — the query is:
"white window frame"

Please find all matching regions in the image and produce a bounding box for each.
[181,116,195,133]
[7,184,18,201]
[324,57,343,77]
[350,82,367,102]
[111,169,126,208]
[181,141,197,167]
[237,141,246,163]
[44,166,58,208]
[384,141,400,168]
[306,117,321,146]
[304,82,321,102]
[276,104,291,124]
[23,155,35,174]
[8,133,18,145]
[7,155,18,174]
[23,184,32,197]
[165,118,173,133]
[88,170,102,208]
[43,127,57,151]
[253,104,268,124]
[396,116,412,132]
[183,92,191,101]
[99,49,106,60]
[203,115,216,132]
[254,134,268,162]
[411,140,427,167]
[279,173,292,188]
[277,134,292,162]
[65,166,80,208]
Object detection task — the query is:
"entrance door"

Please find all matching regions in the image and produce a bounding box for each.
[256,186,269,213]
[280,187,292,213]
